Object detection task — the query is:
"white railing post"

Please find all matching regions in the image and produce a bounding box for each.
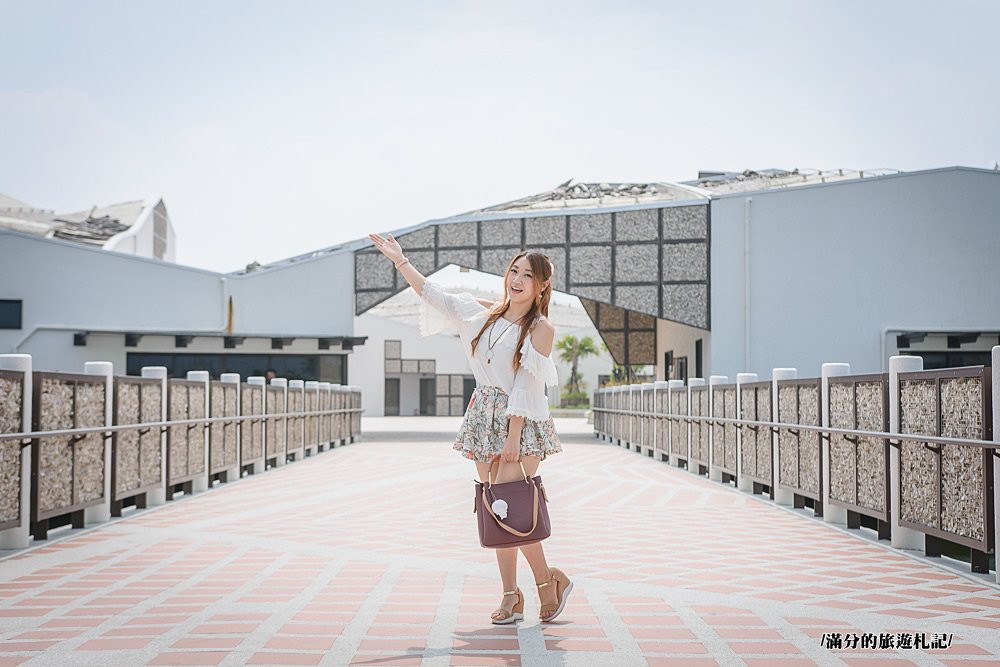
[772,368,797,506]
[821,363,851,525]
[0,354,32,549]
[736,373,758,493]
[289,380,305,457]
[888,355,924,550]
[615,386,624,446]
[708,375,728,482]
[305,381,320,456]
[247,376,267,474]
[688,378,706,475]
[653,381,669,457]
[140,366,169,506]
[992,346,999,584]
[349,385,363,443]
[644,382,655,455]
[270,378,288,465]
[83,361,114,524]
[320,382,333,451]
[186,371,211,492]
[622,384,633,450]
[666,380,685,467]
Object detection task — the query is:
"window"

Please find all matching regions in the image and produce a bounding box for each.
[674,356,689,384]
[0,300,22,329]
[384,378,400,416]
[127,352,346,382]
[419,378,436,415]
[695,339,703,379]
[901,351,992,369]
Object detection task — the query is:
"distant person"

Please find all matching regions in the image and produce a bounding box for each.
[265,369,277,382]
[369,232,572,625]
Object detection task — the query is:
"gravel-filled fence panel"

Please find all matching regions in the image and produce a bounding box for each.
[0,370,25,530]
[898,367,994,552]
[669,389,688,458]
[112,377,163,501]
[31,372,107,528]
[690,386,709,465]
[266,386,286,459]
[240,384,264,467]
[287,387,305,458]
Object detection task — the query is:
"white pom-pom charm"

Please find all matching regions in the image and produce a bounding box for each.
[491,498,509,520]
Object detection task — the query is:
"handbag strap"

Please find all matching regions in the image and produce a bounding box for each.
[487,459,529,488]
[480,480,541,538]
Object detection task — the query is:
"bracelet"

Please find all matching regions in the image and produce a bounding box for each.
[394,258,410,269]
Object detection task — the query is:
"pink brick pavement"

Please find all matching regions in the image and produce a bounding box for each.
[0,416,998,666]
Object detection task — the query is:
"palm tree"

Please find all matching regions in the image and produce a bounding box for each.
[555,335,598,394]
[599,341,646,385]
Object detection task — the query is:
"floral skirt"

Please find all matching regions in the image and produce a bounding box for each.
[453,386,562,463]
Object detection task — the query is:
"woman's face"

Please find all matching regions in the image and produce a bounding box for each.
[505,256,539,306]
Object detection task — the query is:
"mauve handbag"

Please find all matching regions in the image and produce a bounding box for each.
[474,461,551,549]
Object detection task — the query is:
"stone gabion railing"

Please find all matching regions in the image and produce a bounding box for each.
[112,376,163,515]
[898,366,993,569]
[827,372,890,539]
[0,355,363,547]
[776,377,822,512]
[591,350,1000,583]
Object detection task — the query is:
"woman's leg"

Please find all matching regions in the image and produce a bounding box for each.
[508,457,560,618]
[477,460,522,621]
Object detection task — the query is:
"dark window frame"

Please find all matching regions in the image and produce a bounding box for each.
[0,300,22,330]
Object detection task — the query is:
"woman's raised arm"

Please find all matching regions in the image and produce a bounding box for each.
[368,232,426,295]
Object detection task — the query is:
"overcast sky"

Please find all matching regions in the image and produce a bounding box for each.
[2,0,998,274]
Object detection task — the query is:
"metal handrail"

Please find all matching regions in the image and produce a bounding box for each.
[590,406,1000,452]
[0,408,364,446]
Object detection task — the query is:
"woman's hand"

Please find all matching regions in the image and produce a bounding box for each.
[368,233,405,264]
[499,436,520,463]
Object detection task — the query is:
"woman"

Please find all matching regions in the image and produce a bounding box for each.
[368,232,573,625]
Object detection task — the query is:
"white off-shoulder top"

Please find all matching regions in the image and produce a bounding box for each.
[418,280,559,421]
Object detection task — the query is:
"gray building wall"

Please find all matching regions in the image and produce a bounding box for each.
[0,231,357,375]
[708,168,1000,379]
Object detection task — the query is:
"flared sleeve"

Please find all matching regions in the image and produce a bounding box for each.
[418,280,487,336]
[504,335,560,421]
[517,336,560,388]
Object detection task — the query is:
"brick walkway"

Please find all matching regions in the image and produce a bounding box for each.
[1,417,998,666]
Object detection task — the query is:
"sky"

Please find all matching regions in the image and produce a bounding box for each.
[2,0,998,274]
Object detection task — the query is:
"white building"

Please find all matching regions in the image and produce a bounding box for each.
[0,193,175,261]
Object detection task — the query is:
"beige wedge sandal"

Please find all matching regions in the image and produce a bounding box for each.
[537,567,572,622]
[490,588,524,625]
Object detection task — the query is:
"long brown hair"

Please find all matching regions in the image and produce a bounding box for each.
[471,250,554,370]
